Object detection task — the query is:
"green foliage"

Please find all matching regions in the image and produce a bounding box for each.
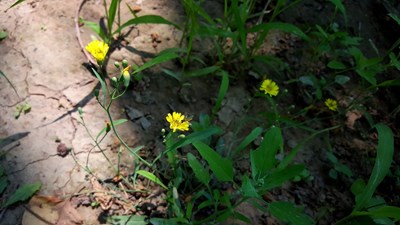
[0,31,7,40]
[14,102,31,119]
[269,201,315,225]
[1,179,41,209]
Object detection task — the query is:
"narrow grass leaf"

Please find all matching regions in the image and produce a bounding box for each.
[162,69,183,82]
[108,0,119,34]
[212,70,229,115]
[92,68,107,106]
[113,15,180,35]
[353,123,394,211]
[95,119,128,141]
[249,22,309,41]
[3,182,41,208]
[269,201,315,225]
[193,141,233,182]
[185,66,219,77]
[353,206,400,219]
[133,51,179,74]
[79,18,107,42]
[167,127,221,153]
[232,0,247,55]
[0,70,19,97]
[329,0,346,20]
[7,0,25,10]
[150,217,186,225]
[232,127,263,157]
[0,176,7,194]
[251,126,283,177]
[187,153,210,185]
[136,170,167,190]
[388,13,400,26]
[107,215,147,225]
[375,79,400,87]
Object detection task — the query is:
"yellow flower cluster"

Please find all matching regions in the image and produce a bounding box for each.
[166,112,190,132]
[85,40,109,62]
[325,98,338,111]
[260,79,279,97]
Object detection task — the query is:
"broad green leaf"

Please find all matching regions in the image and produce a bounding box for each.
[299,76,314,86]
[0,176,8,194]
[150,217,187,225]
[108,0,119,34]
[353,123,394,211]
[0,31,7,40]
[353,206,400,219]
[162,69,183,82]
[351,178,366,196]
[241,175,259,198]
[327,60,346,70]
[269,201,315,225]
[95,119,128,141]
[193,141,233,182]
[113,15,180,35]
[251,126,283,177]
[136,170,167,190]
[232,127,263,157]
[334,75,350,85]
[261,164,305,191]
[3,182,41,208]
[107,215,147,225]
[133,51,179,74]
[185,66,219,77]
[212,70,229,114]
[92,68,107,106]
[187,153,210,185]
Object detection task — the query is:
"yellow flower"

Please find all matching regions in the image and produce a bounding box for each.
[85,40,109,62]
[325,98,338,111]
[166,112,190,132]
[260,79,279,97]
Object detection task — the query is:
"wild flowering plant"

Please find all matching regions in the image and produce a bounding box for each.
[260,79,279,97]
[324,98,338,111]
[85,40,109,64]
[166,112,191,132]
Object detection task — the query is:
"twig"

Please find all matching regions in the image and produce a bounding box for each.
[75,0,97,65]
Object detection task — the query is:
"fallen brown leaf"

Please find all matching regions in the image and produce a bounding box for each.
[346,110,363,129]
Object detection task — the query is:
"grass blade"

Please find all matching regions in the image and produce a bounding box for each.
[0,70,19,98]
[92,68,107,106]
[193,141,233,182]
[113,15,180,35]
[212,70,229,115]
[353,123,394,211]
[136,170,167,190]
[269,201,315,225]
[329,0,347,21]
[133,50,179,75]
[108,0,119,35]
[6,0,25,11]
[79,18,108,42]
[353,206,400,219]
[232,127,263,157]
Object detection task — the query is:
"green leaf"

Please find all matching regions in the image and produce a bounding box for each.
[162,69,183,82]
[261,164,305,191]
[0,31,7,40]
[232,127,263,157]
[269,201,315,225]
[187,153,210,185]
[92,68,107,106]
[185,66,219,77]
[113,15,180,35]
[251,126,283,177]
[389,52,400,71]
[149,217,187,225]
[241,175,259,198]
[7,0,26,11]
[95,119,128,141]
[136,170,167,190]
[329,0,347,20]
[166,127,221,153]
[388,13,400,26]
[3,182,41,208]
[212,70,229,115]
[375,79,400,87]
[334,75,350,85]
[327,60,346,70]
[107,215,147,225]
[108,0,119,34]
[249,22,309,41]
[0,176,8,195]
[351,179,366,196]
[133,50,179,75]
[79,18,107,42]
[353,123,394,211]
[353,206,400,219]
[193,141,233,182]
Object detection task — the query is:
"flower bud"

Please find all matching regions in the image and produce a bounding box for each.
[94,89,99,98]
[114,61,120,68]
[122,59,129,68]
[178,134,186,139]
[78,107,83,115]
[111,76,118,84]
[122,70,130,87]
[106,122,111,133]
